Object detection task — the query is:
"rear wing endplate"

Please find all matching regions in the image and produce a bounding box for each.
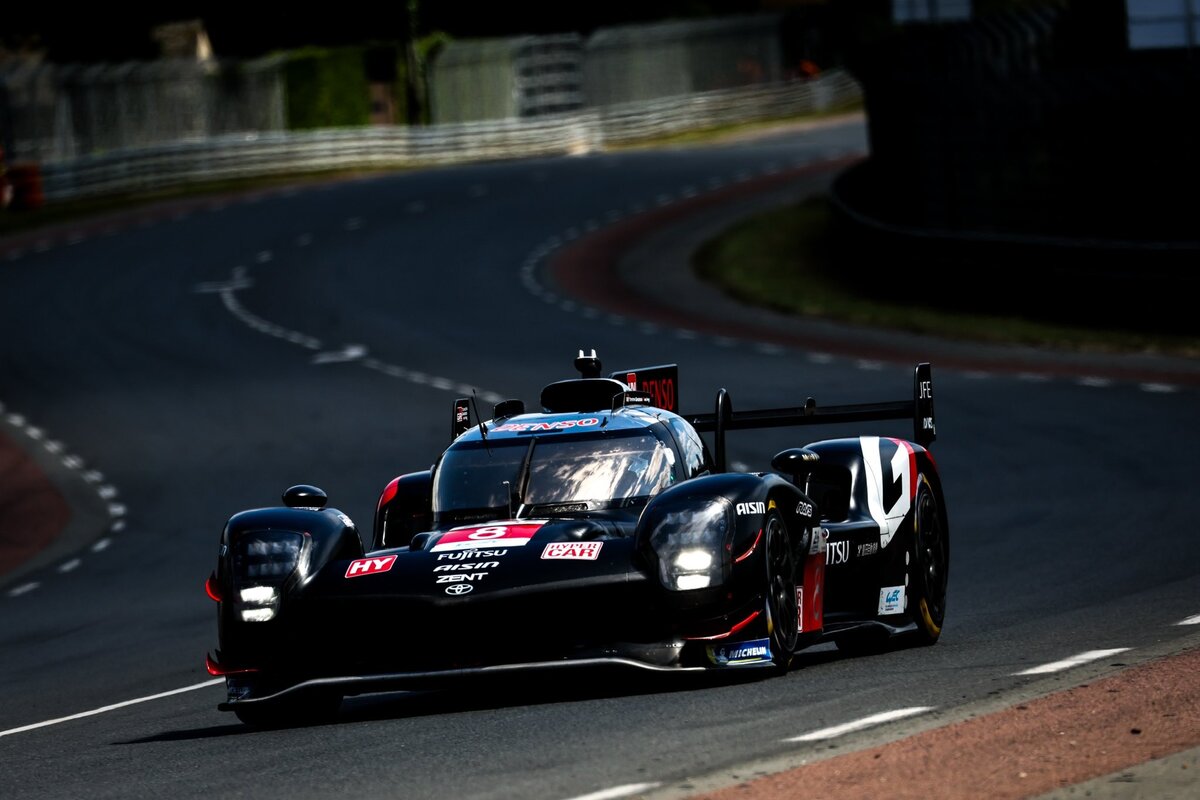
[686,362,936,472]
[610,363,679,413]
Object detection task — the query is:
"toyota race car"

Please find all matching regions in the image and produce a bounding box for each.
[205,352,949,726]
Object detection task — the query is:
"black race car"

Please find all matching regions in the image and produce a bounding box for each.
[205,351,949,725]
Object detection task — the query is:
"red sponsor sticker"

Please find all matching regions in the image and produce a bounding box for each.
[541,541,604,560]
[345,555,397,578]
[431,523,544,553]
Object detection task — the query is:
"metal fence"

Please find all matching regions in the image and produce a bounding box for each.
[584,14,785,107]
[37,71,859,203]
[429,34,585,123]
[0,56,286,163]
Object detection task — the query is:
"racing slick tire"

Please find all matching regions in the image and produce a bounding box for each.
[763,510,799,675]
[908,473,949,645]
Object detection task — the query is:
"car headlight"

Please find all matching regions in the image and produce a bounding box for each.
[231,530,308,621]
[647,499,731,591]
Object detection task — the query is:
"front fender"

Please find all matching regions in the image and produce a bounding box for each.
[636,473,816,597]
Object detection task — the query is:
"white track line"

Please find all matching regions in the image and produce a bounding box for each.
[1014,648,1130,676]
[562,783,662,800]
[1176,614,1200,626]
[6,582,39,598]
[784,706,934,742]
[0,678,224,738]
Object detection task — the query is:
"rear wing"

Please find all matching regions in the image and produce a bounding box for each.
[610,363,679,413]
[686,363,936,472]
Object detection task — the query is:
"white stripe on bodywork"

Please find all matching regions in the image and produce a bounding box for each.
[861,436,911,549]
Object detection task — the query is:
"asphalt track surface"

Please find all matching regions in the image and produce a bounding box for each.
[2,118,1199,799]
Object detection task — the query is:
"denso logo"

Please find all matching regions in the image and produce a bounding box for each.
[493,418,599,433]
[345,555,397,578]
[735,502,765,515]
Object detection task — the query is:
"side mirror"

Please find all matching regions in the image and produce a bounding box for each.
[493,399,525,419]
[771,448,820,486]
[282,484,327,509]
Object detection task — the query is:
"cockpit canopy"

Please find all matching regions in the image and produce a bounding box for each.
[432,427,676,522]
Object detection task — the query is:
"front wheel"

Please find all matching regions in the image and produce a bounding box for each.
[763,510,798,674]
[908,474,949,645]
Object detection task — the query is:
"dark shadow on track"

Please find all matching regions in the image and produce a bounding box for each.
[118,646,852,743]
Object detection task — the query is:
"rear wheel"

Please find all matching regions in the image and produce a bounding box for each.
[909,474,949,645]
[763,510,798,674]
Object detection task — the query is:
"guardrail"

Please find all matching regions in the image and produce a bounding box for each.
[38,71,860,204]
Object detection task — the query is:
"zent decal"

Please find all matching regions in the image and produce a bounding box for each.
[706,638,772,666]
[345,555,397,578]
[861,436,915,548]
[878,585,906,615]
[541,542,603,560]
[436,573,487,583]
[431,523,544,552]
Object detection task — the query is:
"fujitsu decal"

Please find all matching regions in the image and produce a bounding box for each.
[345,555,397,578]
[861,436,915,548]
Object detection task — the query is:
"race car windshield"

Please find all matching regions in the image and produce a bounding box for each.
[433,431,674,517]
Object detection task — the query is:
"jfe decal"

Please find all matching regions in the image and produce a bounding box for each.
[345,555,397,578]
[541,542,603,560]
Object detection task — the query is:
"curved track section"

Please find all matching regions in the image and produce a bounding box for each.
[2,118,1199,799]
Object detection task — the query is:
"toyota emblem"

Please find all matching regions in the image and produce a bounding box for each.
[445,583,473,596]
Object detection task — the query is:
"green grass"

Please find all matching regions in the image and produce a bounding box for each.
[694,197,1200,357]
[609,102,863,151]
